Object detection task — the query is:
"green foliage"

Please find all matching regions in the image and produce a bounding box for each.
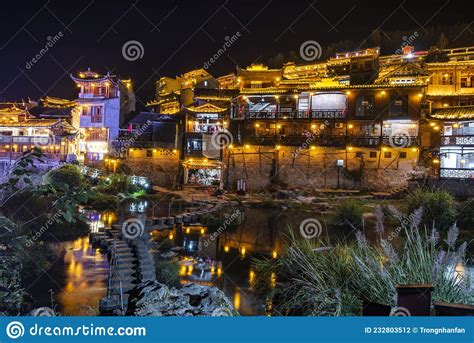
[155,260,179,287]
[43,164,85,191]
[88,193,118,211]
[253,212,473,316]
[98,173,139,195]
[115,163,132,175]
[457,198,474,231]
[335,199,364,228]
[406,188,457,230]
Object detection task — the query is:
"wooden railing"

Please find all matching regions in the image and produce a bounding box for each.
[441,135,474,146]
[242,109,347,120]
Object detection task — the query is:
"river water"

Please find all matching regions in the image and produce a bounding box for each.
[30,200,474,316]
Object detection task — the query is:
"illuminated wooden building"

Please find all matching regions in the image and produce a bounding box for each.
[70,69,135,162]
[0,102,77,161]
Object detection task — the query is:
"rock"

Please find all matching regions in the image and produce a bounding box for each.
[127,281,238,316]
[160,251,178,260]
[275,190,296,200]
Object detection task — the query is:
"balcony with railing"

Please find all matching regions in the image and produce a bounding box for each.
[243,109,347,120]
[241,134,418,148]
[441,135,474,146]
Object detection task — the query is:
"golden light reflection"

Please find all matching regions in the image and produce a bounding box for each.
[233,289,241,310]
[241,246,246,258]
[270,272,276,288]
[224,245,230,253]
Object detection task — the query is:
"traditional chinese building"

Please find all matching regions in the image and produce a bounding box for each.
[70,69,136,163]
[0,102,77,162]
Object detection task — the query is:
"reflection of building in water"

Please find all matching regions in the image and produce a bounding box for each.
[55,236,108,315]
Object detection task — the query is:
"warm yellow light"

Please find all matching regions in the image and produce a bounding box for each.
[272,250,278,259]
[169,233,174,240]
[347,146,354,151]
[293,94,299,99]
[310,145,316,150]
[381,91,386,95]
[153,149,157,152]
[433,158,440,164]
[429,122,436,126]
[275,145,281,150]
[411,148,418,152]
[186,228,190,234]
[434,126,440,131]
[348,124,354,129]
[276,124,282,129]
[345,91,351,95]
[311,124,317,129]
[172,149,177,153]
[382,147,388,151]
[200,228,205,235]
[224,245,230,253]
[255,123,260,127]
[244,144,250,149]
[129,148,134,152]
[228,144,234,149]
[443,103,449,107]
[274,95,279,99]
[452,123,460,128]
[241,246,246,257]
[418,93,423,97]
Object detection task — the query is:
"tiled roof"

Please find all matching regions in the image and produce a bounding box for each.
[430,105,474,120]
[0,119,59,127]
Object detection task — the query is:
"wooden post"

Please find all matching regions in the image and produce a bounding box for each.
[396,284,433,316]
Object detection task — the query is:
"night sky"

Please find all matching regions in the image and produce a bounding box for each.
[0,0,472,109]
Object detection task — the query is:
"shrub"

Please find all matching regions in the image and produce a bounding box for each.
[116,163,132,175]
[457,198,474,231]
[155,260,179,287]
[406,188,457,230]
[335,199,364,228]
[98,173,139,195]
[89,193,118,211]
[43,164,84,190]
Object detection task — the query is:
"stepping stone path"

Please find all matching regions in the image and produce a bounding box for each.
[93,199,231,315]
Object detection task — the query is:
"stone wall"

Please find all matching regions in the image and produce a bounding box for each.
[224,145,421,191]
[125,149,180,187]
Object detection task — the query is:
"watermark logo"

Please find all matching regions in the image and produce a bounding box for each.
[32,133,56,150]
[390,306,411,316]
[30,307,56,316]
[203,32,241,70]
[25,31,64,70]
[299,218,322,239]
[6,321,24,339]
[122,40,144,61]
[122,218,144,239]
[203,210,241,247]
[299,40,322,61]
[210,129,233,150]
[388,130,412,148]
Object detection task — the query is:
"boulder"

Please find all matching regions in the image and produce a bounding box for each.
[127,281,238,316]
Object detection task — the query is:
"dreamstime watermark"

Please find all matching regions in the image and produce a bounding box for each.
[114,123,150,156]
[25,32,64,70]
[203,32,241,70]
[122,218,145,239]
[292,121,329,158]
[299,40,322,61]
[299,218,323,239]
[202,209,241,247]
[25,211,64,247]
[394,31,419,55]
[203,129,234,158]
[122,40,144,61]
[390,306,411,316]
[388,130,412,149]
[32,133,56,150]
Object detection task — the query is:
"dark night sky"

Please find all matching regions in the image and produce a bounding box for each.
[0,0,472,109]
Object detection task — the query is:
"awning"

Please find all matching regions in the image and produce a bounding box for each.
[182,159,224,169]
[430,105,474,120]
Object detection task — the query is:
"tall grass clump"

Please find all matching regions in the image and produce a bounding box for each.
[406,188,457,230]
[254,206,473,316]
[334,199,364,229]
